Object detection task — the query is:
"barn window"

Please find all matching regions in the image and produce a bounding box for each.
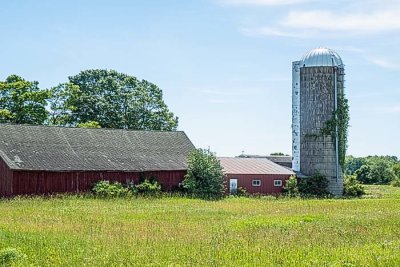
[252,180,261,187]
[274,180,282,187]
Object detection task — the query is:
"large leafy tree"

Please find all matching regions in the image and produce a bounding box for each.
[367,160,397,184]
[49,69,178,130]
[355,165,372,184]
[345,155,366,175]
[351,156,399,184]
[0,75,49,124]
[48,82,79,126]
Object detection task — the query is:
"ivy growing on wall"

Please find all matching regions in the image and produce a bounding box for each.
[320,90,350,168]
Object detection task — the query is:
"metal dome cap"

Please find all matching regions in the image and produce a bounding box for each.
[301,47,343,67]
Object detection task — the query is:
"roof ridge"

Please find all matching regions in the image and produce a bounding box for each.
[0,123,186,133]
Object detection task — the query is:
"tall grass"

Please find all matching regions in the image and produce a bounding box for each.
[0,186,399,266]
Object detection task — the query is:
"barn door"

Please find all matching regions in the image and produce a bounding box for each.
[229,179,238,194]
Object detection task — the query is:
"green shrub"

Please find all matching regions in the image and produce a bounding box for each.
[92,180,130,198]
[0,248,27,267]
[343,175,365,197]
[134,179,161,195]
[92,178,162,198]
[283,175,299,197]
[248,192,264,198]
[183,148,225,199]
[298,173,329,197]
[236,187,248,197]
[391,177,400,187]
[126,181,137,194]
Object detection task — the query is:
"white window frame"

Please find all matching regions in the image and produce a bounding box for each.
[274,180,282,187]
[252,179,261,187]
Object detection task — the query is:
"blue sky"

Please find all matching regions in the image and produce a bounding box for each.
[1,0,399,157]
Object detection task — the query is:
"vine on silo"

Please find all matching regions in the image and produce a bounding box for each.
[320,91,349,168]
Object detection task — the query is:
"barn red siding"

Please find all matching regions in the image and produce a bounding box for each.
[226,174,291,195]
[11,170,186,196]
[0,157,13,197]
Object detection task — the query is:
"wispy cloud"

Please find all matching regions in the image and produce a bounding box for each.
[375,105,400,114]
[390,106,400,113]
[241,26,311,38]
[242,8,400,39]
[334,46,366,53]
[218,0,309,6]
[364,56,400,70]
[333,46,400,70]
[282,10,400,33]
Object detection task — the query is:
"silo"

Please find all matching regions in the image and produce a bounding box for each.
[292,47,346,195]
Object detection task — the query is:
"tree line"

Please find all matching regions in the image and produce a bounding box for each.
[345,155,400,185]
[0,69,178,130]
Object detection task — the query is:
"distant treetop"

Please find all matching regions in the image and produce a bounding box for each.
[270,152,290,156]
[0,75,50,125]
[48,69,179,130]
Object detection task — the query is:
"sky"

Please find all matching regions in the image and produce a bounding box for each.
[1,0,399,158]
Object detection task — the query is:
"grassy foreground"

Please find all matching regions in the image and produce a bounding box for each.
[0,186,399,266]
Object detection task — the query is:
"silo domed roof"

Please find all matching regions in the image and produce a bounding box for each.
[301,47,343,67]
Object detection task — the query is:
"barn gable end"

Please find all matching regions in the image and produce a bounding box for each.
[0,153,13,197]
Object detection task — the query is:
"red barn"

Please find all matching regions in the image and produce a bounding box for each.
[219,157,294,195]
[0,124,195,197]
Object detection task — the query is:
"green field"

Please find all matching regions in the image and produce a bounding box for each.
[1,186,400,266]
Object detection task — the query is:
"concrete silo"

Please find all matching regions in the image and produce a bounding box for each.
[292,47,347,195]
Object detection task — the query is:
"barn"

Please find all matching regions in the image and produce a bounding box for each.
[0,124,195,197]
[219,157,294,195]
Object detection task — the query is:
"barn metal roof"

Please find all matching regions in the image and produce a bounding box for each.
[0,124,195,171]
[238,154,292,163]
[218,157,294,175]
[265,156,292,163]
